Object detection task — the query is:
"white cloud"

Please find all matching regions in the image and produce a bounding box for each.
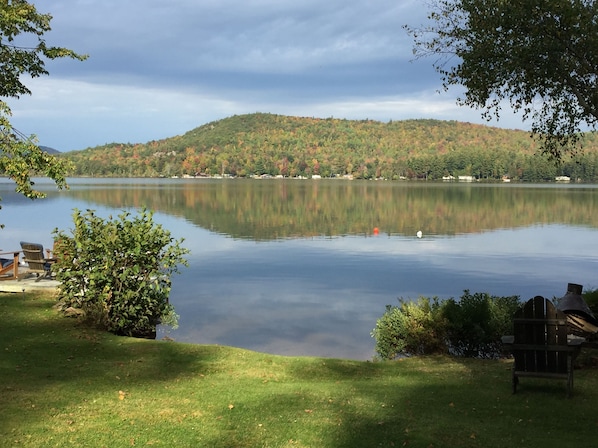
[6,0,528,150]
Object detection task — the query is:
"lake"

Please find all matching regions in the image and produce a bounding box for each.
[2,178,598,360]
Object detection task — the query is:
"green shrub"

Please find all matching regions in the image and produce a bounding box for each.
[372,291,521,360]
[371,297,448,359]
[582,288,598,316]
[443,291,521,358]
[53,208,189,338]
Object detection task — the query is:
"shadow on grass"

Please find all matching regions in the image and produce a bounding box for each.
[276,356,598,448]
[3,293,598,447]
[0,293,209,433]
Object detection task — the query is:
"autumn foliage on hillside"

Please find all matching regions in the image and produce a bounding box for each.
[63,113,598,181]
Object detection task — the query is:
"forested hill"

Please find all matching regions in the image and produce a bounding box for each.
[62,113,598,181]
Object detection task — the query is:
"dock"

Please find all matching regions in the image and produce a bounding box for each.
[0,269,60,293]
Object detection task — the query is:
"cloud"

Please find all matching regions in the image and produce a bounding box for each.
[6,0,527,151]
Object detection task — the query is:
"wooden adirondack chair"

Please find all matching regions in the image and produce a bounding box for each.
[502,296,583,397]
[20,242,55,281]
[0,251,20,280]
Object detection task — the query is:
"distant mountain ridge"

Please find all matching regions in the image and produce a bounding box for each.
[61,113,598,182]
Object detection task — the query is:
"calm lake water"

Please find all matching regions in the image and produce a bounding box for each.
[2,178,598,360]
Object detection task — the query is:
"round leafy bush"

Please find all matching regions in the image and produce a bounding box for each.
[53,208,189,338]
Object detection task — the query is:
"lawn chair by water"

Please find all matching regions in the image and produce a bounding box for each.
[502,296,583,397]
[0,251,20,280]
[20,241,55,281]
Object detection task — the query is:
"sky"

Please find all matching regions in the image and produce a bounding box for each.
[6,0,529,152]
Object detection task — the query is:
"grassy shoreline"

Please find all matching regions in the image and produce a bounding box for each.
[1,292,597,447]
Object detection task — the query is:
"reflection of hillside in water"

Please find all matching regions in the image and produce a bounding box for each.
[64,180,598,240]
[0,189,60,205]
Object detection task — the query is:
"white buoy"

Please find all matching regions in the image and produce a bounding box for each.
[416,230,423,239]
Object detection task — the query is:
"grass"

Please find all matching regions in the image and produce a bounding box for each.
[1,293,598,447]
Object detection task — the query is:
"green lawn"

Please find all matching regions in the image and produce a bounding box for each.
[1,292,597,448]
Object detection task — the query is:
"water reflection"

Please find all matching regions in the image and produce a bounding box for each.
[55,178,598,238]
[163,224,598,359]
[1,178,597,359]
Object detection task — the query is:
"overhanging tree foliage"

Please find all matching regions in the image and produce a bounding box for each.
[0,0,86,200]
[405,0,598,160]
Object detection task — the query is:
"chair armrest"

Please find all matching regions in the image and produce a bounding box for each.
[0,251,21,265]
[567,335,585,346]
[0,251,20,256]
[501,335,514,344]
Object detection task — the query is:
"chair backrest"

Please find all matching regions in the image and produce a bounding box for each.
[512,296,570,374]
[20,241,49,273]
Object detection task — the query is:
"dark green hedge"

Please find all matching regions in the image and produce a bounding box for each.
[372,291,521,359]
